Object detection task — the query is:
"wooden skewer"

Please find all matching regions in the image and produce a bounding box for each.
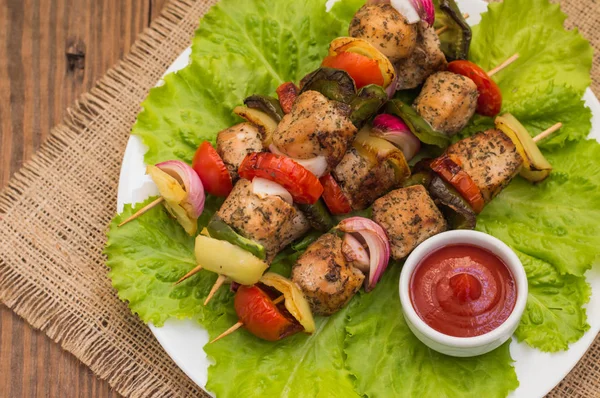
[175,264,203,285]
[487,53,520,77]
[204,274,228,305]
[435,13,470,35]
[533,122,562,143]
[209,295,286,344]
[118,197,164,227]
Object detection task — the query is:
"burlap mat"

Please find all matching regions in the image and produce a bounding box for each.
[0,0,598,397]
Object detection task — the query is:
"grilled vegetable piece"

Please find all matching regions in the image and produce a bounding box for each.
[372,185,447,260]
[233,107,279,147]
[291,233,364,315]
[217,179,310,261]
[349,4,418,62]
[428,175,477,230]
[385,99,450,147]
[395,21,448,90]
[349,84,388,128]
[207,215,267,260]
[192,141,233,197]
[332,147,398,211]
[413,71,479,136]
[276,82,299,114]
[299,68,357,104]
[431,155,485,213]
[434,0,472,61]
[444,129,523,202]
[298,200,334,232]
[272,90,357,171]
[216,122,263,182]
[244,95,284,122]
[320,174,353,215]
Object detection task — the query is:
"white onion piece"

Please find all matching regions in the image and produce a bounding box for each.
[372,114,421,161]
[155,160,205,218]
[410,0,435,27]
[390,0,420,24]
[342,233,370,273]
[338,217,390,292]
[269,144,328,178]
[252,177,293,205]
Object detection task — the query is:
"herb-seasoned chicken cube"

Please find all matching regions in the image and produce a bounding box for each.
[216,122,263,182]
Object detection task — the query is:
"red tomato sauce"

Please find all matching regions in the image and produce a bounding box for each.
[409,244,517,337]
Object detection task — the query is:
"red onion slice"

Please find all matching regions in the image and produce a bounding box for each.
[409,0,435,26]
[342,233,370,273]
[338,217,391,292]
[269,144,328,178]
[156,160,205,218]
[390,0,420,24]
[372,114,421,161]
[252,177,293,204]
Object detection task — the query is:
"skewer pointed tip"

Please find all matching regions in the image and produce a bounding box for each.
[533,122,563,143]
[204,274,227,306]
[210,321,244,344]
[118,197,164,227]
[174,264,203,285]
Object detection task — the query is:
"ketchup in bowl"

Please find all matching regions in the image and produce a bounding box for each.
[409,244,517,338]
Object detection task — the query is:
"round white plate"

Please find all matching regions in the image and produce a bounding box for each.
[116,1,600,396]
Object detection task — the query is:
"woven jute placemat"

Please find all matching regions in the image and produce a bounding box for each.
[0,1,598,397]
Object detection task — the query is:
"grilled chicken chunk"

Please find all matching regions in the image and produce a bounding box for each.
[413,71,479,136]
[445,129,523,202]
[349,4,418,61]
[272,90,357,172]
[217,179,310,261]
[332,147,397,210]
[291,233,364,315]
[216,122,263,182]
[395,21,447,90]
[373,185,447,260]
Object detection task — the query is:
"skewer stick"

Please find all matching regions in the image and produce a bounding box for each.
[175,264,203,285]
[533,122,562,143]
[435,13,469,35]
[487,53,520,77]
[118,197,164,227]
[209,295,286,344]
[204,274,228,305]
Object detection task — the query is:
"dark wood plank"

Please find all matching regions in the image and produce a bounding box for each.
[0,0,168,396]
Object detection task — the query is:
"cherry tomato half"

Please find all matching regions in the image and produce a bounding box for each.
[447,60,502,117]
[320,174,352,215]
[276,82,299,114]
[234,285,302,341]
[238,152,324,204]
[192,141,233,197]
[430,155,485,213]
[322,52,384,89]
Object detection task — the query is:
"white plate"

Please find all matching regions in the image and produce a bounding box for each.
[116,1,600,396]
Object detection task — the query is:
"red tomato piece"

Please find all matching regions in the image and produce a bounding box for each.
[447,60,502,117]
[192,141,233,197]
[322,52,384,89]
[238,152,324,204]
[276,82,299,114]
[449,273,482,303]
[234,285,303,341]
[320,174,352,215]
[431,155,485,213]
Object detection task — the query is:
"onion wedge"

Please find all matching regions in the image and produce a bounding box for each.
[251,177,293,204]
[372,114,421,161]
[337,217,391,292]
[269,144,328,178]
[342,233,370,273]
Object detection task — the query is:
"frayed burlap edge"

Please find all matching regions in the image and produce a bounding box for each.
[0,0,598,397]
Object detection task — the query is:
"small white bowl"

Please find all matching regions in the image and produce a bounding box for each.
[399,230,528,357]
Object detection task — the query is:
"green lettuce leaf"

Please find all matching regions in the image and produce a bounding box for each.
[469,0,592,101]
[105,197,228,326]
[514,251,590,352]
[134,0,363,165]
[344,266,519,398]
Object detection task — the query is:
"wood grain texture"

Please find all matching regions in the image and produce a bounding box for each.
[0,0,167,396]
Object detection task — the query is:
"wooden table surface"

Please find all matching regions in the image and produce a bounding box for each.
[0,1,167,396]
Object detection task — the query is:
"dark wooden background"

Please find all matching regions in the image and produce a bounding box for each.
[0,1,167,396]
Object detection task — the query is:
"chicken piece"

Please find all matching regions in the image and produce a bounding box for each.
[272,90,357,172]
[291,233,364,315]
[372,185,447,260]
[216,122,263,182]
[349,4,418,62]
[445,129,523,202]
[217,179,310,261]
[332,147,397,210]
[395,21,447,90]
[413,71,479,136]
